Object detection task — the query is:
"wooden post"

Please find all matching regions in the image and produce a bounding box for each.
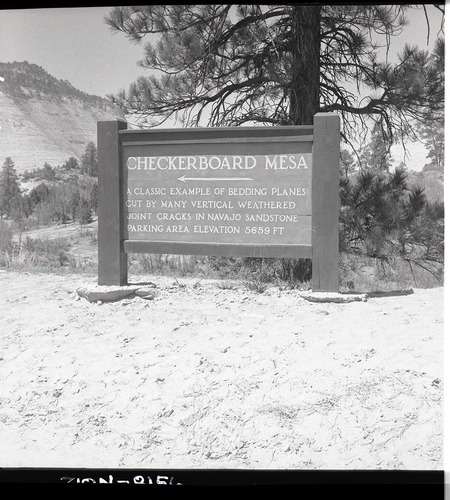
[97,120,128,285]
[311,113,340,292]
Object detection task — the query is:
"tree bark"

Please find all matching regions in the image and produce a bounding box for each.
[290,5,321,125]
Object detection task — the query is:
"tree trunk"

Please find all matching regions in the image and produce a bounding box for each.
[290,5,321,125]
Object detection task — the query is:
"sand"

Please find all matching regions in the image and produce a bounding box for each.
[0,270,444,470]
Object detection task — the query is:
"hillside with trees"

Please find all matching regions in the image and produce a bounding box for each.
[0,141,99,243]
[0,61,112,108]
[0,61,124,173]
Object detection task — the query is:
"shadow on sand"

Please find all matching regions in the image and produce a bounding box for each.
[365,288,414,298]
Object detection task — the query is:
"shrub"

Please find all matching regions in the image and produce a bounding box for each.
[76,197,93,224]
[20,236,71,269]
[242,278,268,294]
[339,251,443,293]
[0,219,13,253]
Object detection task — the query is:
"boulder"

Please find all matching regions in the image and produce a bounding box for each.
[135,287,159,300]
[77,284,139,302]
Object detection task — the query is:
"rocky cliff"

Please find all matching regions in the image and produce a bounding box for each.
[0,61,125,173]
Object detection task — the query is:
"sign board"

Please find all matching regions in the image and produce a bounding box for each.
[97,114,340,292]
[124,153,312,245]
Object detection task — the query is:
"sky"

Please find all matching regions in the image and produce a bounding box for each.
[0,5,444,98]
[0,6,146,97]
[0,5,445,170]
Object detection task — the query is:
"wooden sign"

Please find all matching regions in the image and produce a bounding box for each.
[97,114,340,292]
[124,153,312,245]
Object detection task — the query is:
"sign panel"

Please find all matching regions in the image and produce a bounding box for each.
[123,153,312,245]
[97,115,340,291]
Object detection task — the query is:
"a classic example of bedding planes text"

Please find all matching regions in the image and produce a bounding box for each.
[124,153,312,245]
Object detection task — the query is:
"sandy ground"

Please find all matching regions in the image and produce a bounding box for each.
[0,270,444,470]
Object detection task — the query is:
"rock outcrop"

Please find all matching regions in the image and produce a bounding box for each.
[0,61,124,173]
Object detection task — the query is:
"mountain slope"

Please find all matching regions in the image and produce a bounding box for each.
[0,61,125,173]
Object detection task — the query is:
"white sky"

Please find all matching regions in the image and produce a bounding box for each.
[0,5,444,98]
[0,6,145,97]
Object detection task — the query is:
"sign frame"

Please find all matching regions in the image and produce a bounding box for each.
[97,113,340,292]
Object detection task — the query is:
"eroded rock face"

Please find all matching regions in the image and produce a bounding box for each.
[76,284,159,302]
[0,61,124,174]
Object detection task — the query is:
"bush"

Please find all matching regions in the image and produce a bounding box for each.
[0,219,13,253]
[76,197,93,224]
[340,166,444,265]
[242,278,269,294]
[339,252,443,292]
[22,236,70,266]
[1,235,74,270]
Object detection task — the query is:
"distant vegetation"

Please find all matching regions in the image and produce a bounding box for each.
[405,163,444,205]
[0,142,98,231]
[0,61,112,108]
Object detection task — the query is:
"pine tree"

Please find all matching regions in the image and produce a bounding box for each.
[41,162,56,181]
[76,197,93,225]
[88,182,98,213]
[0,157,22,218]
[105,5,444,146]
[417,119,444,172]
[340,149,357,179]
[63,157,80,171]
[105,5,445,280]
[359,122,394,173]
[28,183,50,209]
[70,189,81,221]
[339,159,444,265]
[81,142,98,177]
